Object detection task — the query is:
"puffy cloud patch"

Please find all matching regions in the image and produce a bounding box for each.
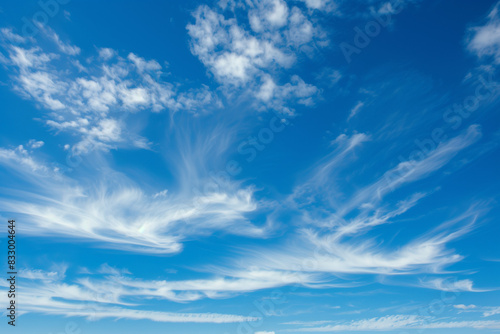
[0,29,220,155]
[187,0,324,113]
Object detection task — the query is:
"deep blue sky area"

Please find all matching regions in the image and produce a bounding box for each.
[0,0,499,333]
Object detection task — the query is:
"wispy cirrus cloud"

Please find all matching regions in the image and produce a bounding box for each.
[221,125,488,290]
[0,141,57,176]
[484,307,500,317]
[452,304,500,317]
[41,25,81,55]
[0,3,498,331]
[0,144,268,254]
[0,287,257,323]
[285,314,500,332]
[77,267,322,303]
[0,263,315,322]
[239,205,480,276]
[338,124,482,216]
[289,132,371,208]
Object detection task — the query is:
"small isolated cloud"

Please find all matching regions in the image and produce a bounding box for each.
[153,189,168,198]
[19,266,66,281]
[27,139,44,149]
[98,47,115,60]
[348,100,364,120]
[420,278,485,292]
[63,10,71,21]
[454,304,477,310]
[255,331,275,334]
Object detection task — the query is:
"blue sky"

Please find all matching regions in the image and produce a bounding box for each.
[0,0,500,333]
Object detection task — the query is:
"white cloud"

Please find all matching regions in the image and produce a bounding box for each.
[451,305,500,317]
[248,0,289,30]
[27,139,44,149]
[98,47,115,60]
[419,278,483,292]
[0,144,50,173]
[7,45,54,68]
[289,131,370,208]
[0,276,258,323]
[153,189,168,198]
[300,0,337,12]
[80,267,320,302]
[0,28,27,43]
[187,4,296,83]
[339,124,482,216]
[287,315,500,331]
[0,145,268,254]
[287,7,315,45]
[128,52,162,73]
[348,100,364,120]
[48,30,81,55]
[255,75,319,113]
[289,315,421,332]
[19,266,67,281]
[226,126,487,285]
[467,2,500,62]
[57,307,257,323]
[333,192,426,238]
[0,264,312,322]
[454,304,477,310]
[187,1,322,113]
[484,307,500,317]
[0,31,220,154]
[229,203,483,287]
